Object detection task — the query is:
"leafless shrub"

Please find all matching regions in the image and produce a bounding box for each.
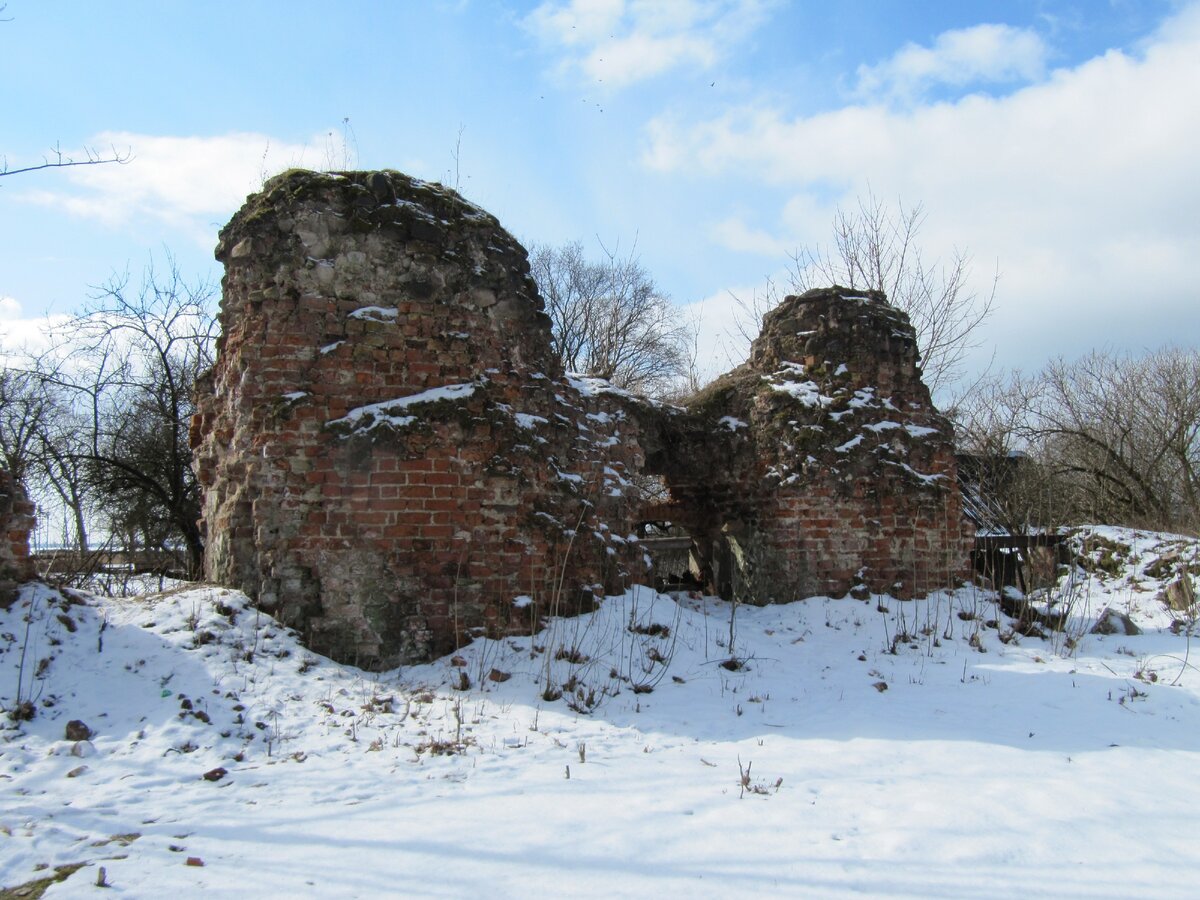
[737,755,782,798]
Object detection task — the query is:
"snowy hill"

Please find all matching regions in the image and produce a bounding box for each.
[3,526,1199,898]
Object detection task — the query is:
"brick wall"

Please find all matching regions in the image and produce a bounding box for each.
[654,287,974,602]
[0,468,36,607]
[192,172,973,667]
[192,171,648,667]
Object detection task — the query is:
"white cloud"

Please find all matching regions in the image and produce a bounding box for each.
[0,310,70,360]
[0,299,83,364]
[527,0,624,47]
[709,217,791,257]
[13,131,351,245]
[710,193,845,258]
[0,296,22,320]
[644,4,1200,373]
[855,24,1049,103]
[525,0,774,89]
[681,279,771,379]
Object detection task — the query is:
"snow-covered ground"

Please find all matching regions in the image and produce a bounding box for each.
[3,527,1199,898]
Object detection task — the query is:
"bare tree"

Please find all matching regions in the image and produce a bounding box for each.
[955,347,1200,535]
[1025,347,1199,533]
[43,258,218,576]
[36,417,94,554]
[737,193,995,396]
[793,194,995,394]
[0,358,98,553]
[0,367,50,485]
[530,241,693,397]
[952,370,1067,534]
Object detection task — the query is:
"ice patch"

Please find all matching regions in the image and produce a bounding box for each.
[849,388,877,409]
[566,374,632,401]
[767,377,832,408]
[883,460,945,484]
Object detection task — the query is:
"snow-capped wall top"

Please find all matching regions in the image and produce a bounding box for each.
[642,283,971,603]
[750,286,922,397]
[214,168,557,377]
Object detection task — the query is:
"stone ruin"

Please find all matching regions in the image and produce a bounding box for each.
[191,169,973,667]
[190,170,650,665]
[0,467,35,607]
[653,287,974,605]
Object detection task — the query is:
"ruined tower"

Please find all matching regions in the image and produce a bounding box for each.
[653,287,973,602]
[191,170,648,667]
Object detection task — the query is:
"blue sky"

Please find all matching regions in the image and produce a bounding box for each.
[2,0,1197,386]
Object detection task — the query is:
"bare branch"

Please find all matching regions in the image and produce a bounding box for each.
[18,254,219,575]
[1,141,133,179]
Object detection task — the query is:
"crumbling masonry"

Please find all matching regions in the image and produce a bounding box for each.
[0,468,35,607]
[650,287,974,605]
[192,170,973,666]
